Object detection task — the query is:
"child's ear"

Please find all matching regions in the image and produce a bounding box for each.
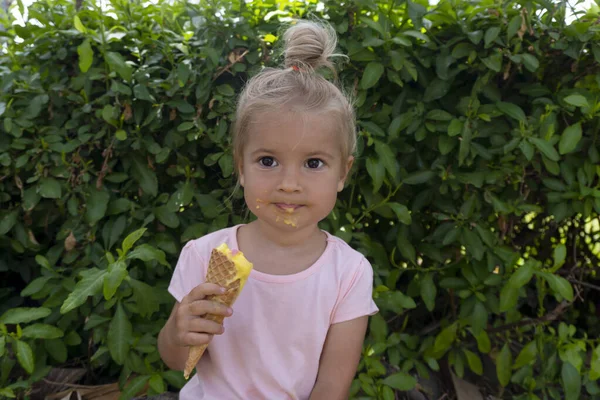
[337,156,354,192]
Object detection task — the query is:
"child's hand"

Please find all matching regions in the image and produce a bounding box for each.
[174,283,233,348]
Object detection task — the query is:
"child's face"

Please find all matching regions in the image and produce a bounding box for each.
[239,109,353,231]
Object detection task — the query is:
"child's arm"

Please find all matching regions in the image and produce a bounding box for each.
[309,315,369,400]
[158,283,232,371]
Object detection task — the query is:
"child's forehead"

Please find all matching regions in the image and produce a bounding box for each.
[245,109,342,153]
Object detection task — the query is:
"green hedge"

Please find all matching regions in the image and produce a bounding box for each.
[1,0,600,398]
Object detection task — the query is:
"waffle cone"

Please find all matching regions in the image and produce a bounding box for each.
[183,244,252,379]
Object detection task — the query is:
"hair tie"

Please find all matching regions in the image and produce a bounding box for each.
[291,65,301,72]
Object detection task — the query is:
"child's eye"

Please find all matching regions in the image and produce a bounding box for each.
[258,156,278,167]
[305,158,324,169]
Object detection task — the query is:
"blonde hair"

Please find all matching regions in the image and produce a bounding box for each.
[232,20,356,174]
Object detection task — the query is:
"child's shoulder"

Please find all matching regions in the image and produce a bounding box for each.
[324,231,371,270]
[183,225,238,259]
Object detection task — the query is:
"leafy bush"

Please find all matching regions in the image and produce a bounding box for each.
[1,0,599,398]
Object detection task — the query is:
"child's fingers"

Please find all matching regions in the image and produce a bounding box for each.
[181,331,214,347]
[188,300,233,317]
[189,318,225,336]
[184,283,226,303]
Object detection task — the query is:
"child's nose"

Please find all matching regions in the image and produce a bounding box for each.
[277,167,302,192]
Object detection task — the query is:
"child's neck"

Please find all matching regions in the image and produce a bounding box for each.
[238,221,327,275]
[246,220,324,249]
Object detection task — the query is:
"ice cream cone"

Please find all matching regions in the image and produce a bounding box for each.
[183,243,252,379]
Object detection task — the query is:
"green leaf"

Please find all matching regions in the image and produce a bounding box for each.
[127,244,169,267]
[108,302,132,365]
[507,15,521,39]
[382,372,417,391]
[470,301,487,336]
[559,123,582,155]
[119,375,150,400]
[497,102,526,123]
[464,349,483,375]
[177,63,191,87]
[499,284,519,312]
[60,268,107,314]
[122,228,147,255]
[360,62,384,89]
[366,157,384,193]
[403,30,430,42]
[77,39,93,72]
[149,374,166,393]
[374,141,396,178]
[420,273,436,312]
[129,278,160,317]
[530,138,560,161]
[103,260,127,301]
[590,345,600,380]
[102,104,116,124]
[438,135,456,155]
[15,340,34,374]
[463,228,484,261]
[177,122,195,132]
[21,324,64,339]
[474,330,491,353]
[134,84,154,102]
[426,109,453,121]
[39,177,62,199]
[564,94,589,108]
[519,139,534,160]
[0,388,13,398]
[45,338,67,363]
[403,170,436,185]
[0,307,51,324]
[73,15,86,33]
[131,156,158,197]
[484,27,500,47]
[387,202,411,225]
[562,362,581,400]
[423,79,451,102]
[553,244,567,269]
[508,262,535,288]
[522,54,539,72]
[397,234,416,265]
[0,210,18,235]
[86,189,110,225]
[539,272,574,301]
[369,314,388,342]
[155,206,180,229]
[115,130,127,140]
[219,153,234,178]
[513,340,538,369]
[106,51,132,81]
[497,344,513,386]
[481,53,502,72]
[359,16,386,36]
[433,322,457,354]
[21,276,51,297]
[25,94,48,119]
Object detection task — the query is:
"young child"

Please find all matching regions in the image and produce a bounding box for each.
[158,20,379,400]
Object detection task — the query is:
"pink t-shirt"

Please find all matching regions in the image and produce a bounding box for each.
[168,224,379,400]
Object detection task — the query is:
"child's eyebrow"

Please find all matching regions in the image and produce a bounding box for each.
[305,151,335,159]
[250,148,275,156]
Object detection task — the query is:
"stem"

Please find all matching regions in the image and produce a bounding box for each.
[353,183,402,226]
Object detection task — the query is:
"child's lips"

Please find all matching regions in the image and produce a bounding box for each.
[275,203,303,212]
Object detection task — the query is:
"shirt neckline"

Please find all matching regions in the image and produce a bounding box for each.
[229,224,333,284]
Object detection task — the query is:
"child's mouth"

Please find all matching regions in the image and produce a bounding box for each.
[275,203,302,213]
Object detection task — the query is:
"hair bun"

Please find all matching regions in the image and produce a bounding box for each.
[283,20,338,72]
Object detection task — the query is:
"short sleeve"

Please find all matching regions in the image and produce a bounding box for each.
[168,241,207,303]
[331,257,379,324]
